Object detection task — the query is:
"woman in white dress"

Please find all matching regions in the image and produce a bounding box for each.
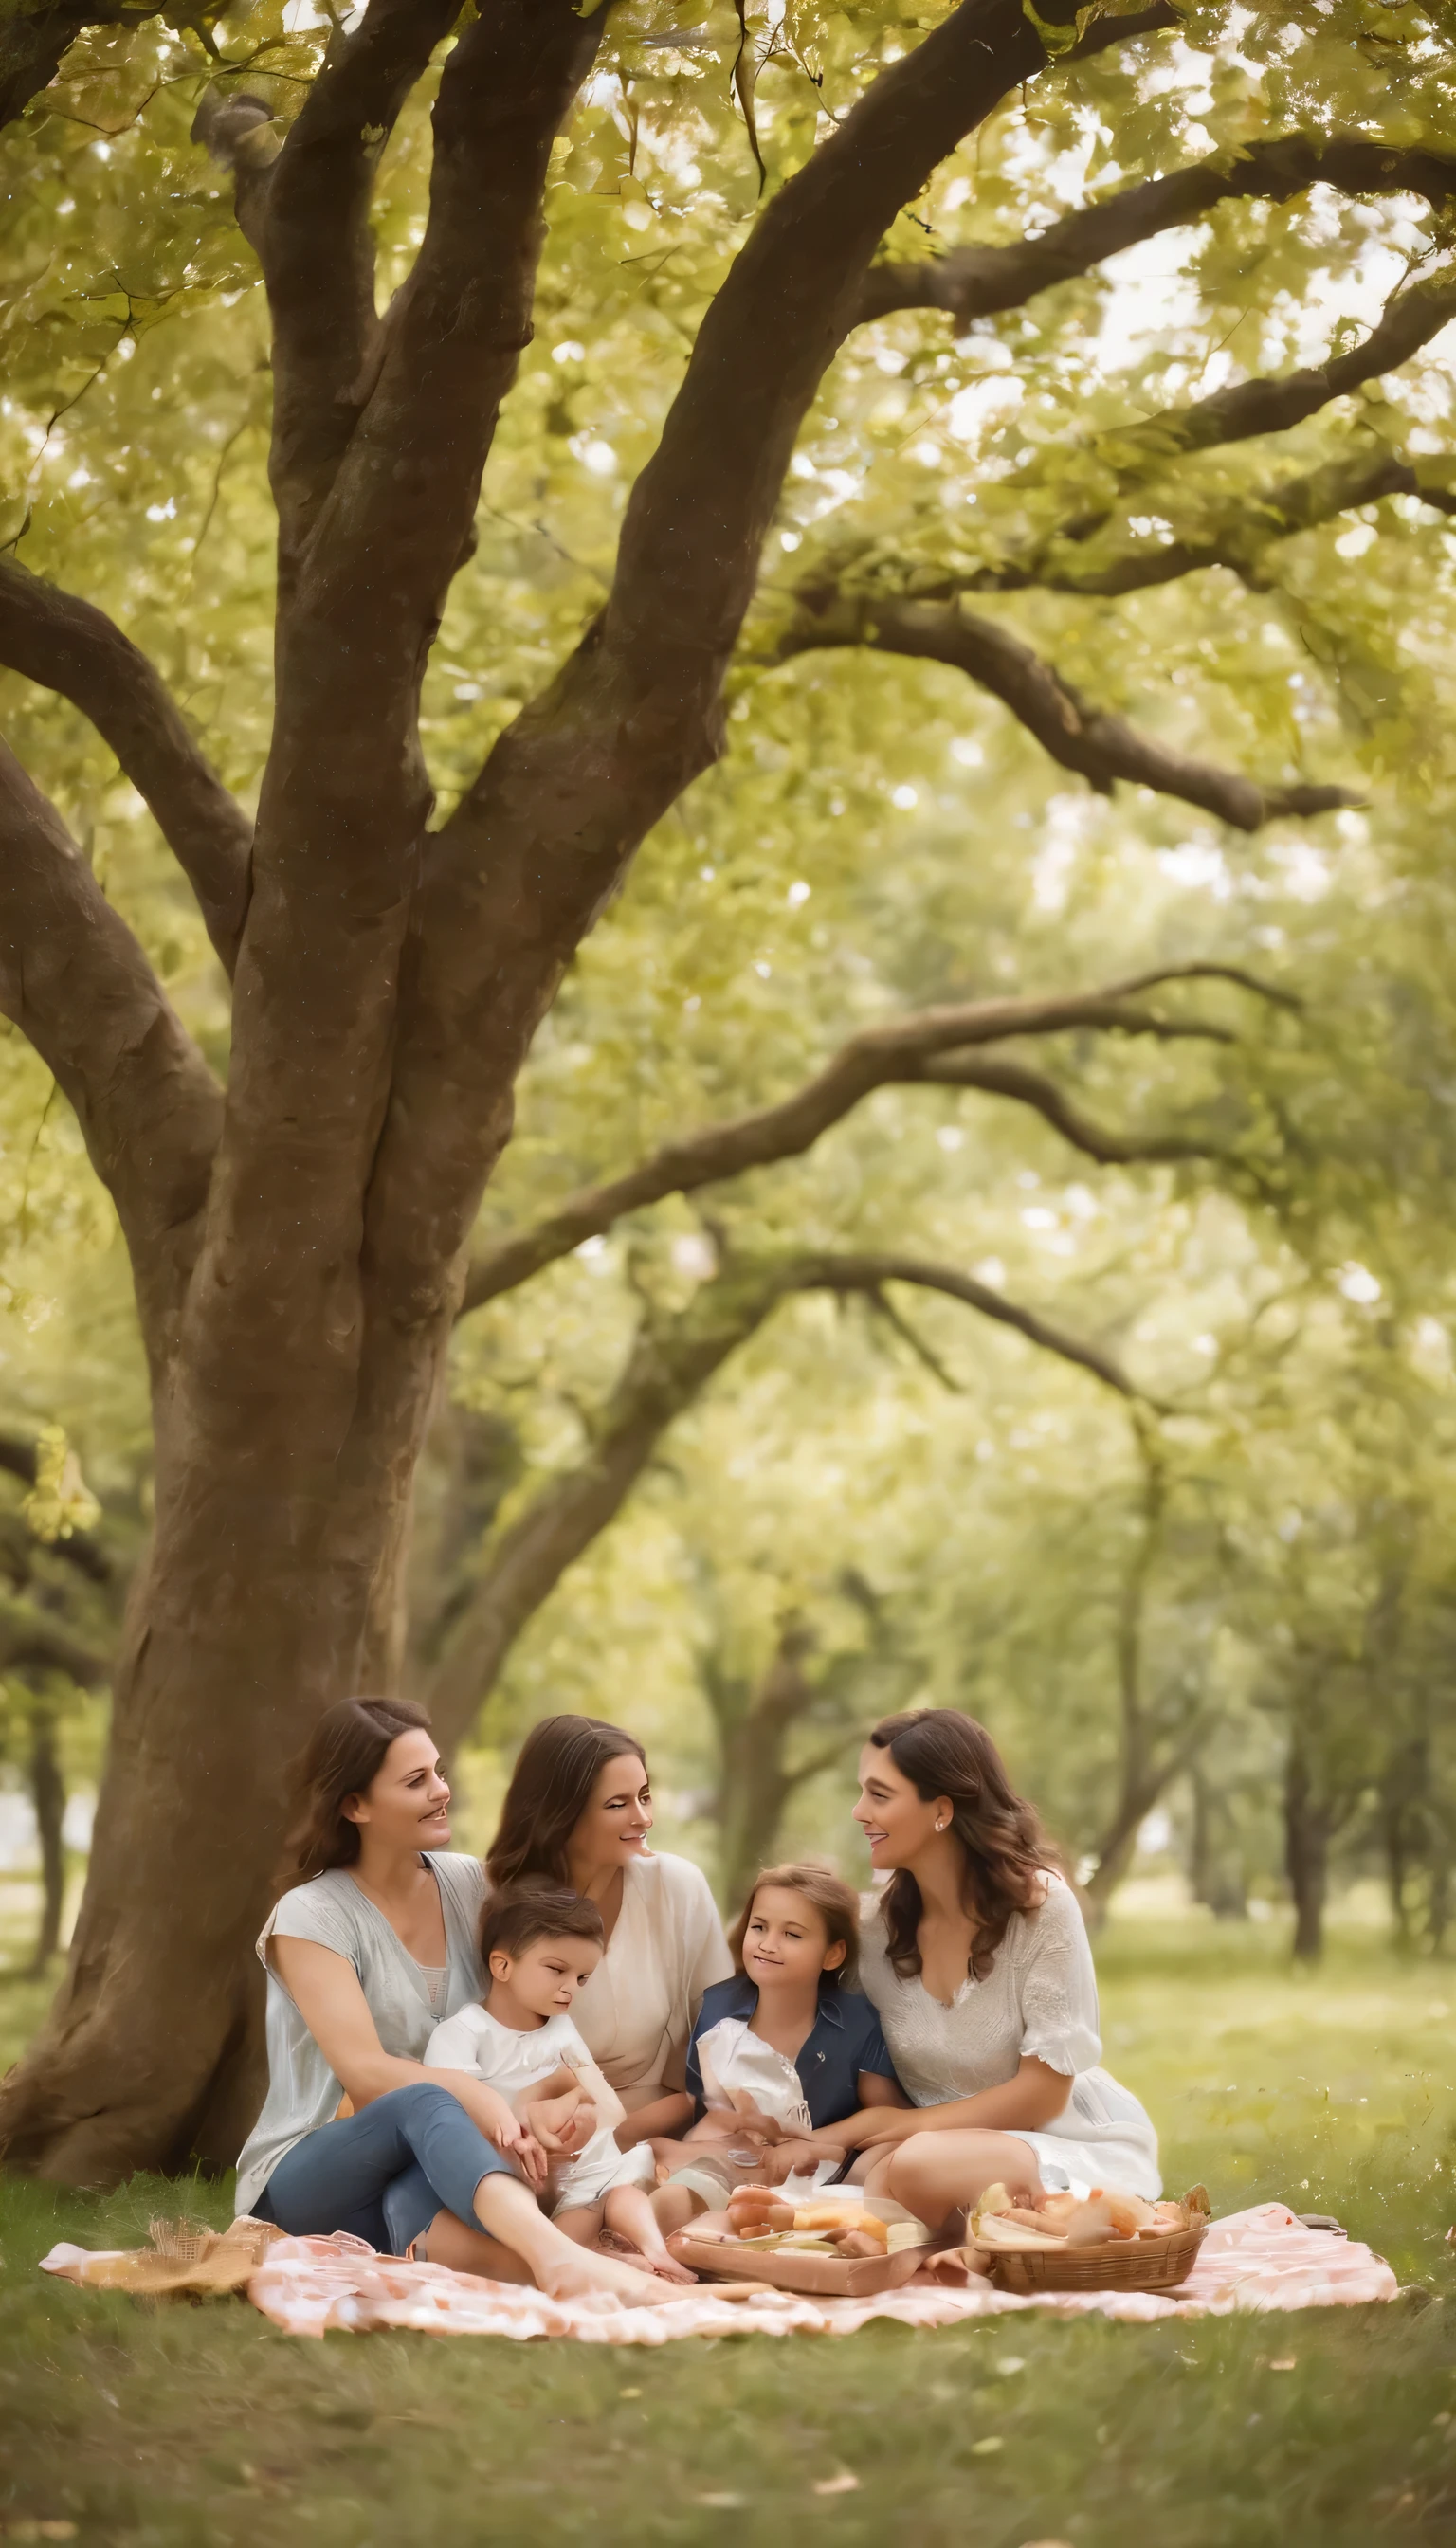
[818,1708,1159,2230]
[485,1716,732,2143]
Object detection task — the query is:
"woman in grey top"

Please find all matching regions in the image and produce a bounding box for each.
[234,1697,674,2304]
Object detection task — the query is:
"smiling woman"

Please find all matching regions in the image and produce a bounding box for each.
[231,1700,675,2307]
[485,1715,732,2144]
[835,1709,1160,2226]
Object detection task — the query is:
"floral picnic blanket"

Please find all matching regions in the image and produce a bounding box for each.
[41,2202,1400,2341]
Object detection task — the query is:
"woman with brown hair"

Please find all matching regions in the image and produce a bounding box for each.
[799,1708,1159,2228]
[232,1699,674,2304]
[486,1714,732,2143]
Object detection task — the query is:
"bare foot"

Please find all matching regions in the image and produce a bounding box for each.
[598,2226,698,2285]
[645,2251,697,2284]
[537,2243,681,2308]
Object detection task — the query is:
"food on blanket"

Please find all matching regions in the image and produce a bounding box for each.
[846,2211,889,2251]
[885,2222,929,2254]
[1064,2190,1156,2245]
[1035,2191,1081,2230]
[727,2191,795,2235]
[971,2211,1066,2251]
[705,2196,921,2267]
[727,2188,792,2225]
[970,2181,1206,2252]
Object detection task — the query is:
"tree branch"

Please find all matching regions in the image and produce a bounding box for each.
[192,0,464,578]
[921,1052,1244,1174]
[1090,264,1456,476]
[0,742,223,1366]
[0,556,251,971]
[427,1259,789,1747]
[289,0,603,645]
[429,1231,1139,1748]
[0,1592,107,1687]
[372,0,1178,1340]
[942,273,1456,600]
[599,0,1175,694]
[790,1251,1139,1400]
[860,446,1456,611]
[0,4,184,131]
[864,1285,965,1392]
[978,445,1456,599]
[459,963,1281,1312]
[855,135,1456,329]
[778,591,1356,828]
[780,1725,867,1794]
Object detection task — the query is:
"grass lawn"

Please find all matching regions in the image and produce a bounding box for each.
[1,1911,1453,2547]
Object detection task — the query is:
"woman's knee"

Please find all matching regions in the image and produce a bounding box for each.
[884,2129,1039,2211]
[883,2132,942,2190]
[372,2081,464,2119]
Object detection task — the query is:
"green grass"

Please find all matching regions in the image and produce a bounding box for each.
[1,1914,1454,2547]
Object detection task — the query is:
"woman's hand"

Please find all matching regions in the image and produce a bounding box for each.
[453,2079,549,2186]
[753,2135,851,2186]
[828,2061,1073,2151]
[719,2096,782,2146]
[525,2086,597,2157]
[831,2104,928,2151]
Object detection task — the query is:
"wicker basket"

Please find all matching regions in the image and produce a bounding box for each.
[983,2216,1207,2296]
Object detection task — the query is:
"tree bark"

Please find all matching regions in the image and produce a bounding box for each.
[0,1419,427,2175]
[27,1708,66,1975]
[1082,1420,1172,1916]
[706,1626,819,1911]
[1283,1734,1331,1965]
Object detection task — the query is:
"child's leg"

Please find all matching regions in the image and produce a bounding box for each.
[604,2184,696,2282]
[649,2178,701,2238]
[551,2201,607,2250]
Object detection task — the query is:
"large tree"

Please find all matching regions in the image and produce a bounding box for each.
[1,0,1454,2180]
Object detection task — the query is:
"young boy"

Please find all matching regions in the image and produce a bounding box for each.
[425,1884,694,2284]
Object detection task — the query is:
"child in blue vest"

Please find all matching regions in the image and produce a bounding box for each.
[653,1861,908,2226]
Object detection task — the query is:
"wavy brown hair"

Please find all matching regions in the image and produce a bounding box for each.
[285,1698,435,1881]
[728,1861,862,1990]
[868,1709,1051,1983]
[486,1714,648,1891]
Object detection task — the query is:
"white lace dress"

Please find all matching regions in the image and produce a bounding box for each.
[858,1873,1160,2198]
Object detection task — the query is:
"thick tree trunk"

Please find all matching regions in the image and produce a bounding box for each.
[1283,1738,1330,1965]
[0,1353,434,2180]
[27,1709,65,1975]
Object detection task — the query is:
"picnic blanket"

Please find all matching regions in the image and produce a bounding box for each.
[40,2202,1399,2341]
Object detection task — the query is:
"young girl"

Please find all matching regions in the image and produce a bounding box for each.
[426,1884,694,2282]
[653,1862,908,2226]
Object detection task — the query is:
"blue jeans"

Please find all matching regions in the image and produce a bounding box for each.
[252,2083,516,2256]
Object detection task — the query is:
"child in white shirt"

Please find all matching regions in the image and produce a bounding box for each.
[426,1884,693,2284]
